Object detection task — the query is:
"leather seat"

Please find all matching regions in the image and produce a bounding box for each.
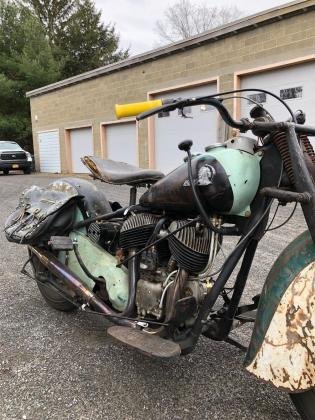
[82,156,164,186]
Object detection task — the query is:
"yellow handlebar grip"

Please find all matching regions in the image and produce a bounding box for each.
[115,99,163,119]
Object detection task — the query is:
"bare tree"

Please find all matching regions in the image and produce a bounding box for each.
[156,0,243,44]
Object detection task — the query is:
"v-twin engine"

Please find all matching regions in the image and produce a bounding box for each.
[119,212,219,320]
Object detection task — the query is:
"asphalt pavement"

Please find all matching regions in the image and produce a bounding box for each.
[0,173,306,420]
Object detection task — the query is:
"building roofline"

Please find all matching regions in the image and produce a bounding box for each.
[26,0,315,98]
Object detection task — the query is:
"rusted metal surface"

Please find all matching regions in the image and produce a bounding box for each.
[245,231,315,365]
[246,261,315,391]
[260,187,311,204]
[107,326,181,358]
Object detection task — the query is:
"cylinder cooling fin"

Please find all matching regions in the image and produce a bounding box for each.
[119,213,160,249]
[168,220,212,273]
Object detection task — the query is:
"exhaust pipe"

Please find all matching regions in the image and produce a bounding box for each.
[29,246,133,327]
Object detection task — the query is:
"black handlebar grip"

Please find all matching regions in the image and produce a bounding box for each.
[178,140,193,152]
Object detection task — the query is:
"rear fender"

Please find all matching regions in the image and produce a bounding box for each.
[54,177,112,217]
[245,230,315,392]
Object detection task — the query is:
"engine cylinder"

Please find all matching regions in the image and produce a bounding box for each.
[119,213,160,249]
[168,221,212,273]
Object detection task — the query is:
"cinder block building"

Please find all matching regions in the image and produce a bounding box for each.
[27,0,315,174]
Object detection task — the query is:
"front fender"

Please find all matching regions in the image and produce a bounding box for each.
[245,230,315,392]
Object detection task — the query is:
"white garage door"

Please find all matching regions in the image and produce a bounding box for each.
[240,61,315,146]
[38,130,61,173]
[106,122,137,166]
[153,83,218,174]
[70,127,93,173]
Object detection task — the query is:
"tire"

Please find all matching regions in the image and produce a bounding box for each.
[3,169,9,175]
[31,253,76,312]
[37,281,76,312]
[290,389,315,420]
[23,168,31,174]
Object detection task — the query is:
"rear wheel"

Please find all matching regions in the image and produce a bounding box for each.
[31,253,76,312]
[37,281,77,312]
[3,169,9,175]
[290,389,315,420]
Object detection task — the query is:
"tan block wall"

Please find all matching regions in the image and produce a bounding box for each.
[30,8,315,172]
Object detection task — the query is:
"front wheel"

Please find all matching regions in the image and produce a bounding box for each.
[290,389,315,420]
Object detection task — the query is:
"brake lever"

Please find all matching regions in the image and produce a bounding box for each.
[178,108,193,119]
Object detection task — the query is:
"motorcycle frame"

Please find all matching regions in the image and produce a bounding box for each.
[175,121,315,351]
[27,94,315,386]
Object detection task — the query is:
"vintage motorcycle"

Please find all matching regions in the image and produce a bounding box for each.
[4,89,315,419]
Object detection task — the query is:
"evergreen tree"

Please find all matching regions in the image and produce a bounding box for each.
[19,0,76,43]
[0,0,128,151]
[59,0,128,77]
[21,0,129,78]
[0,0,60,151]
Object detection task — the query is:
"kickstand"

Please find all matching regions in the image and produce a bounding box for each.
[225,336,248,353]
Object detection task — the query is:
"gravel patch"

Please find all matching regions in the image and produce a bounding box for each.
[0,173,304,420]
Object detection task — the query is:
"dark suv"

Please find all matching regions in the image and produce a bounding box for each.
[0,141,33,175]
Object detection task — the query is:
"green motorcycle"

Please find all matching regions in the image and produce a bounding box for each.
[5,89,315,419]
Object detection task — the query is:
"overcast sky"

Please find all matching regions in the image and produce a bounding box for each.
[94,0,291,54]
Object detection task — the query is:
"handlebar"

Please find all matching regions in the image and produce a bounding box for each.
[115,99,168,119]
[137,96,246,130]
[115,96,315,137]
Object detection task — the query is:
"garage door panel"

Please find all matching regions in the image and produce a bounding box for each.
[106,122,137,166]
[154,83,218,174]
[38,130,61,173]
[240,61,315,145]
[70,127,93,173]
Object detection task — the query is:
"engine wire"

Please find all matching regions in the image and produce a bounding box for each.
[116,217,200,267]
[265,203,280,232]
[265,202,298,232]
[197,204,273,280]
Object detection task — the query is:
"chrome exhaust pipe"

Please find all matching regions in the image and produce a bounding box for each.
[29,246,133,327]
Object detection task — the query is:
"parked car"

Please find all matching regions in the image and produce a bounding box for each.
[0,141,33,175]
